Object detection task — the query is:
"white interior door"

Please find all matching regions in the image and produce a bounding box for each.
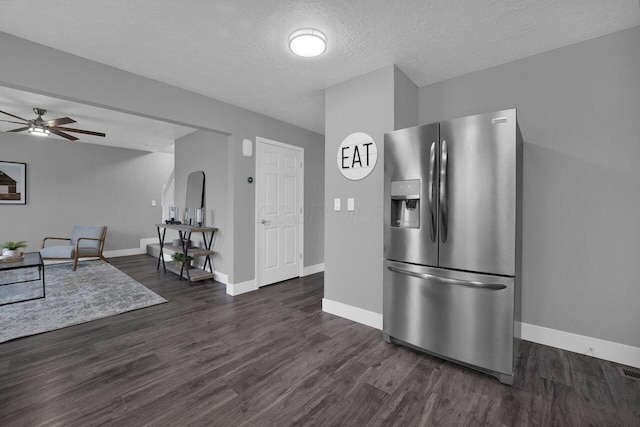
[256,138,303,287]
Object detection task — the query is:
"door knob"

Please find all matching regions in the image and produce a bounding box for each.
[261,219,270,225]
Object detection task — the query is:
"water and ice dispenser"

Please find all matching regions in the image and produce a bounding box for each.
[390,179,420,229]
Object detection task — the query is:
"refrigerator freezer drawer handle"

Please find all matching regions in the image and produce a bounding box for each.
[428,141,437,242]
[387,266,507,290]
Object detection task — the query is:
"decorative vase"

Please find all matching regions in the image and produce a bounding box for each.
[184,207,192,226]
[2,249,21,257]
[196,207,205,226]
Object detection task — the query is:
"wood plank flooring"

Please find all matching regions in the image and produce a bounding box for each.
[0,255,638,426]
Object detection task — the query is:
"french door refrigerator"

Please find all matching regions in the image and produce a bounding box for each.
[383,108,522,384]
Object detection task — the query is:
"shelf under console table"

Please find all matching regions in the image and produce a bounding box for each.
[155,223,218,283]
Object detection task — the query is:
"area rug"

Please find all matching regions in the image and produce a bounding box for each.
[0,260,167,344]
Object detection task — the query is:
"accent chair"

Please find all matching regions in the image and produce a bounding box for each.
[40,225,108,271]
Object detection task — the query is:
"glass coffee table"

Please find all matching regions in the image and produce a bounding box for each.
[0,252,45,306]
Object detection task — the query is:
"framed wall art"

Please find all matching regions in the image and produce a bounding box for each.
[0,161,26,205]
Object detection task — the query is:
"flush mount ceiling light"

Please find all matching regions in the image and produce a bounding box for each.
[288,28,327,57]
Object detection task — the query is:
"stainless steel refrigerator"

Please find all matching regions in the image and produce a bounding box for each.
[383,108,522,384]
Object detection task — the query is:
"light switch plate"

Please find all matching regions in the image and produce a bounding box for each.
[347,198,355,211]
[151,200,157,207]
[334,198,341,211]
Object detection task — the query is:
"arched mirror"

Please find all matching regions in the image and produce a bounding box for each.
[185,171,205,225]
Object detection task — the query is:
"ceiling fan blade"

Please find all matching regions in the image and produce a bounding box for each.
[54,126,106,137]
[0,119,28,125]
[49,128,78,141]
[45,117,76,126]
[0,110,29,122]
[7,126,30,133]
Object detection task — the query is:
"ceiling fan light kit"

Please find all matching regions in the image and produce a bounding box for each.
[28,125,50,136]
[0,107,105,141]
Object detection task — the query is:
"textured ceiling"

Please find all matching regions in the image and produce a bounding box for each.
[0,0,638,135]
[0,86,195,152]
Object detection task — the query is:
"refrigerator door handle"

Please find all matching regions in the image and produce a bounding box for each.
[428,141,437,242]
[387,266,507,290]
[439,140,448,242]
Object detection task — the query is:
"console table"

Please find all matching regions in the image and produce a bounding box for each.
[156,224,217,283]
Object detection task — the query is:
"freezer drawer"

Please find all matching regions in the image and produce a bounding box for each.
[383,260,515,376]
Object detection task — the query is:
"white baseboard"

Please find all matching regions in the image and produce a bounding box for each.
[303,263,324,276]
[226,279,257,296]
[104,237,158,258]
[322,298,383,330]
[321,299,640,369]
[214,271,229,285]
[520,322,640,369]
[225,264,323,296]
[104,248,146,258]
[139,237,157,248]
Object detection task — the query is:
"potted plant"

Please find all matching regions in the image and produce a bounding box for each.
[1,241,28,257]
[171,252,194,269]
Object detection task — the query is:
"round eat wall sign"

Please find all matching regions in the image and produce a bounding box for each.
[337,132,378,181]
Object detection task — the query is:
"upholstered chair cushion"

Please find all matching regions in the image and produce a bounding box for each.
[40,245,75,259]
[39,245,101,259]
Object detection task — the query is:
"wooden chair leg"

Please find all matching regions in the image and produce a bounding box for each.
[73,256,78,271]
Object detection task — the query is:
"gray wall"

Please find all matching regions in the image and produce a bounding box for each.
[175,130,229,275]
[325,66,417,313]
[0,31,324,285]
[394,67,419,130]
[0,131,173,251]
[419,26,640,347]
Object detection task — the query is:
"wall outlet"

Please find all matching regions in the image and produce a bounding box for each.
[151,200,157,207]
[347,198,355,211]
[334,198,341,211]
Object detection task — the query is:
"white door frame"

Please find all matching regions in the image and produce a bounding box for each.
[254,136,304,287]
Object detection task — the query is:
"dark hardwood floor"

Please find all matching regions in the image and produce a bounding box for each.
[0,255,638,426]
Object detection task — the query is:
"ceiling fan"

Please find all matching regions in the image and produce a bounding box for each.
[0,107,106,141]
